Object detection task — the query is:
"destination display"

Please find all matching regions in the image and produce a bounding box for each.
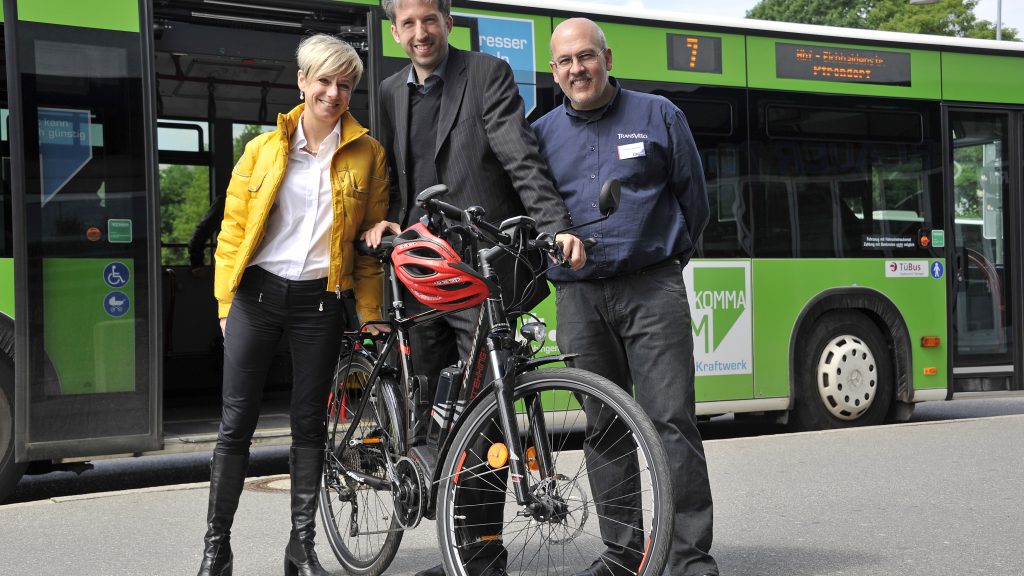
[776,43,911,86]
[667,33,722,74]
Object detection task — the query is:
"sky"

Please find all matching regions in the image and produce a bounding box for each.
[593,0,1024,39]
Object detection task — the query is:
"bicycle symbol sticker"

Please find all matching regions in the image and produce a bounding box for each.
[103,291,130,317]
[103,261,130,288]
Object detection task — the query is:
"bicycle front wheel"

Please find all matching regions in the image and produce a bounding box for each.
[319,351,403,576]
[436,368,672,576]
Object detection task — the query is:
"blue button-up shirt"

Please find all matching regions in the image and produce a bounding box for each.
[533,80,709,281]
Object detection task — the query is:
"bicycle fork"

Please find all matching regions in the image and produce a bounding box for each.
[483,332,564,521]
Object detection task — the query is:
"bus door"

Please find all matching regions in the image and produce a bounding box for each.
[6,0,161,462]
[946,108,1021,393]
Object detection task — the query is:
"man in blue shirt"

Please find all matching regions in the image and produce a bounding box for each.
[533,18,719,576]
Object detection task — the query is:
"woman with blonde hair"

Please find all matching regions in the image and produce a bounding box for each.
[196,34,388,576]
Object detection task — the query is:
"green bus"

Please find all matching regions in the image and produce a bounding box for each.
[1,0,1023,502]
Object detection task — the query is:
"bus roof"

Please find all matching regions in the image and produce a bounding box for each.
[467,0,1024,55]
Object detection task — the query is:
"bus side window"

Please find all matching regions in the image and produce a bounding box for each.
[750,180,794,257]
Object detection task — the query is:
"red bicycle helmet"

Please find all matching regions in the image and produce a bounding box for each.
[391,223,495,311]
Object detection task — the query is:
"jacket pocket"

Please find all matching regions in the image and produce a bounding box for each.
[247,171,267,194]
[337,169,369,199]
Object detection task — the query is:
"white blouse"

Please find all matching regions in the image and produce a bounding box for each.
[249,116,340,281]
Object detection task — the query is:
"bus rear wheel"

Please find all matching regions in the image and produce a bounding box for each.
[1,353,28,503]
[791,311,893,431]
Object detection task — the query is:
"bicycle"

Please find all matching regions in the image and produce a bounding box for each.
[318,181,673,576]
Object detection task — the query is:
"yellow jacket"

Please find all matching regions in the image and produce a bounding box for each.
[214,104,389,322]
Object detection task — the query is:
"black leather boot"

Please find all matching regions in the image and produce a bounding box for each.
[197,451,249,576]
[284,446,330,576]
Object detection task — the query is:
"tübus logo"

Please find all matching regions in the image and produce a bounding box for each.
[692,267,746,353]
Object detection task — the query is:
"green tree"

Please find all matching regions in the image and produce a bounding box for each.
[160,124,267,265]
[747,0,1019,40]
[234,124,267,163]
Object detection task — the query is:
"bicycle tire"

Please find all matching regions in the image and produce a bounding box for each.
[319,351,404,576]
[436,368,672,576]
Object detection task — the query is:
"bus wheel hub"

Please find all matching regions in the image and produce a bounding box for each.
[816,335,878,421]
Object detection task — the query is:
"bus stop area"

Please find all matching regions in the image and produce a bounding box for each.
[1,411,1022,576]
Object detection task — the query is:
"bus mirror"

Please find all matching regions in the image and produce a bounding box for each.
[599,179,621,217]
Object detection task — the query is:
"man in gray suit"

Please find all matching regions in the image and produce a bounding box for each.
[365,0,584,384]
[364,2,584,575]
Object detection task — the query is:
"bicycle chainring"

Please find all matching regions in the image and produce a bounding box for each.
[393,456,428,529]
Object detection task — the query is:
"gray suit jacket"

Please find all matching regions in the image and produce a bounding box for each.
[379,47,571,236]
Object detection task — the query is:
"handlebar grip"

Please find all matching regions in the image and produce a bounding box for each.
[426,198,464,220]
[582,237,598,249]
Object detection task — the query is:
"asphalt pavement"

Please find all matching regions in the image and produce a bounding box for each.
[2,412,1022,576]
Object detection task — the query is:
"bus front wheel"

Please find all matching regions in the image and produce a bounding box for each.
[1,353,28,503]
[791,311,893,431]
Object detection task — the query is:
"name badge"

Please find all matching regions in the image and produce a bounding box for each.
[617,142,645,160]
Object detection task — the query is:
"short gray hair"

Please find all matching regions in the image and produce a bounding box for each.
[381,0,451,22]
[296,34,364,88]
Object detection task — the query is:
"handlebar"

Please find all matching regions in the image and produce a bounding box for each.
[413,184,599,268]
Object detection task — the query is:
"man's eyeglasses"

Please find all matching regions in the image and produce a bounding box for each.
[552,50,601,70]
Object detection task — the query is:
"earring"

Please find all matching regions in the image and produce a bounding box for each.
[299,90,304,101]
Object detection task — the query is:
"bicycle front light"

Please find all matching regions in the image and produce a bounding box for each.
[520,321,547,343]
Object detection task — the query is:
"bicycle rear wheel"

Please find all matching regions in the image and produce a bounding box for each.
[436,368,672,576]
[319,351,403,576]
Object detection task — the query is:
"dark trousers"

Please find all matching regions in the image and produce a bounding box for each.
[216,266,346,455]
[405,296,506,568]
[555,261,718,576]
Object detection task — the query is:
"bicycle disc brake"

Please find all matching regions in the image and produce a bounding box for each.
[533,473,589,544]
[392,456,428,529]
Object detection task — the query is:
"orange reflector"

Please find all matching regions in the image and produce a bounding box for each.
[920,336,941,348]
[923,367,938,376]
[453,452,468,484]
[525,446,539,471]
[479,535,501,542]
[487,443,509,468]
[638,537,652,572]
[361,437,381,444]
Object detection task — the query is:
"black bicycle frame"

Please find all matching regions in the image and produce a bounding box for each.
[332,241,552,508]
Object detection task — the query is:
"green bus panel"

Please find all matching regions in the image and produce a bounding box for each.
[536,264,755,404]
[0,258,12,317]
[17,0,139,32]
[43,259,136,394]
[746,36,941,100]
[752,259,948,400]
[941,52,1024,105]
[335,0,378,5]
[551,18,747,88]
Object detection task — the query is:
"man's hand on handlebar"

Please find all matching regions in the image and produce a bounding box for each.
[361,220,402,248]
[555,233,587,271]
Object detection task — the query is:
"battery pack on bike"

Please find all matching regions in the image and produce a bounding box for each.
[427,364,463,444]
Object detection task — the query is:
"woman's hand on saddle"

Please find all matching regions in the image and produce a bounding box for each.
[361,220,402,248]
[362,322,391,336]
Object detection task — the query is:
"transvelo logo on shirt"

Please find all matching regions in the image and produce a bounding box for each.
[617,132,648,140]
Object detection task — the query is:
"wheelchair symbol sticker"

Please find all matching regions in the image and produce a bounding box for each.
[103,262,130,288]
[104,291,130,317]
